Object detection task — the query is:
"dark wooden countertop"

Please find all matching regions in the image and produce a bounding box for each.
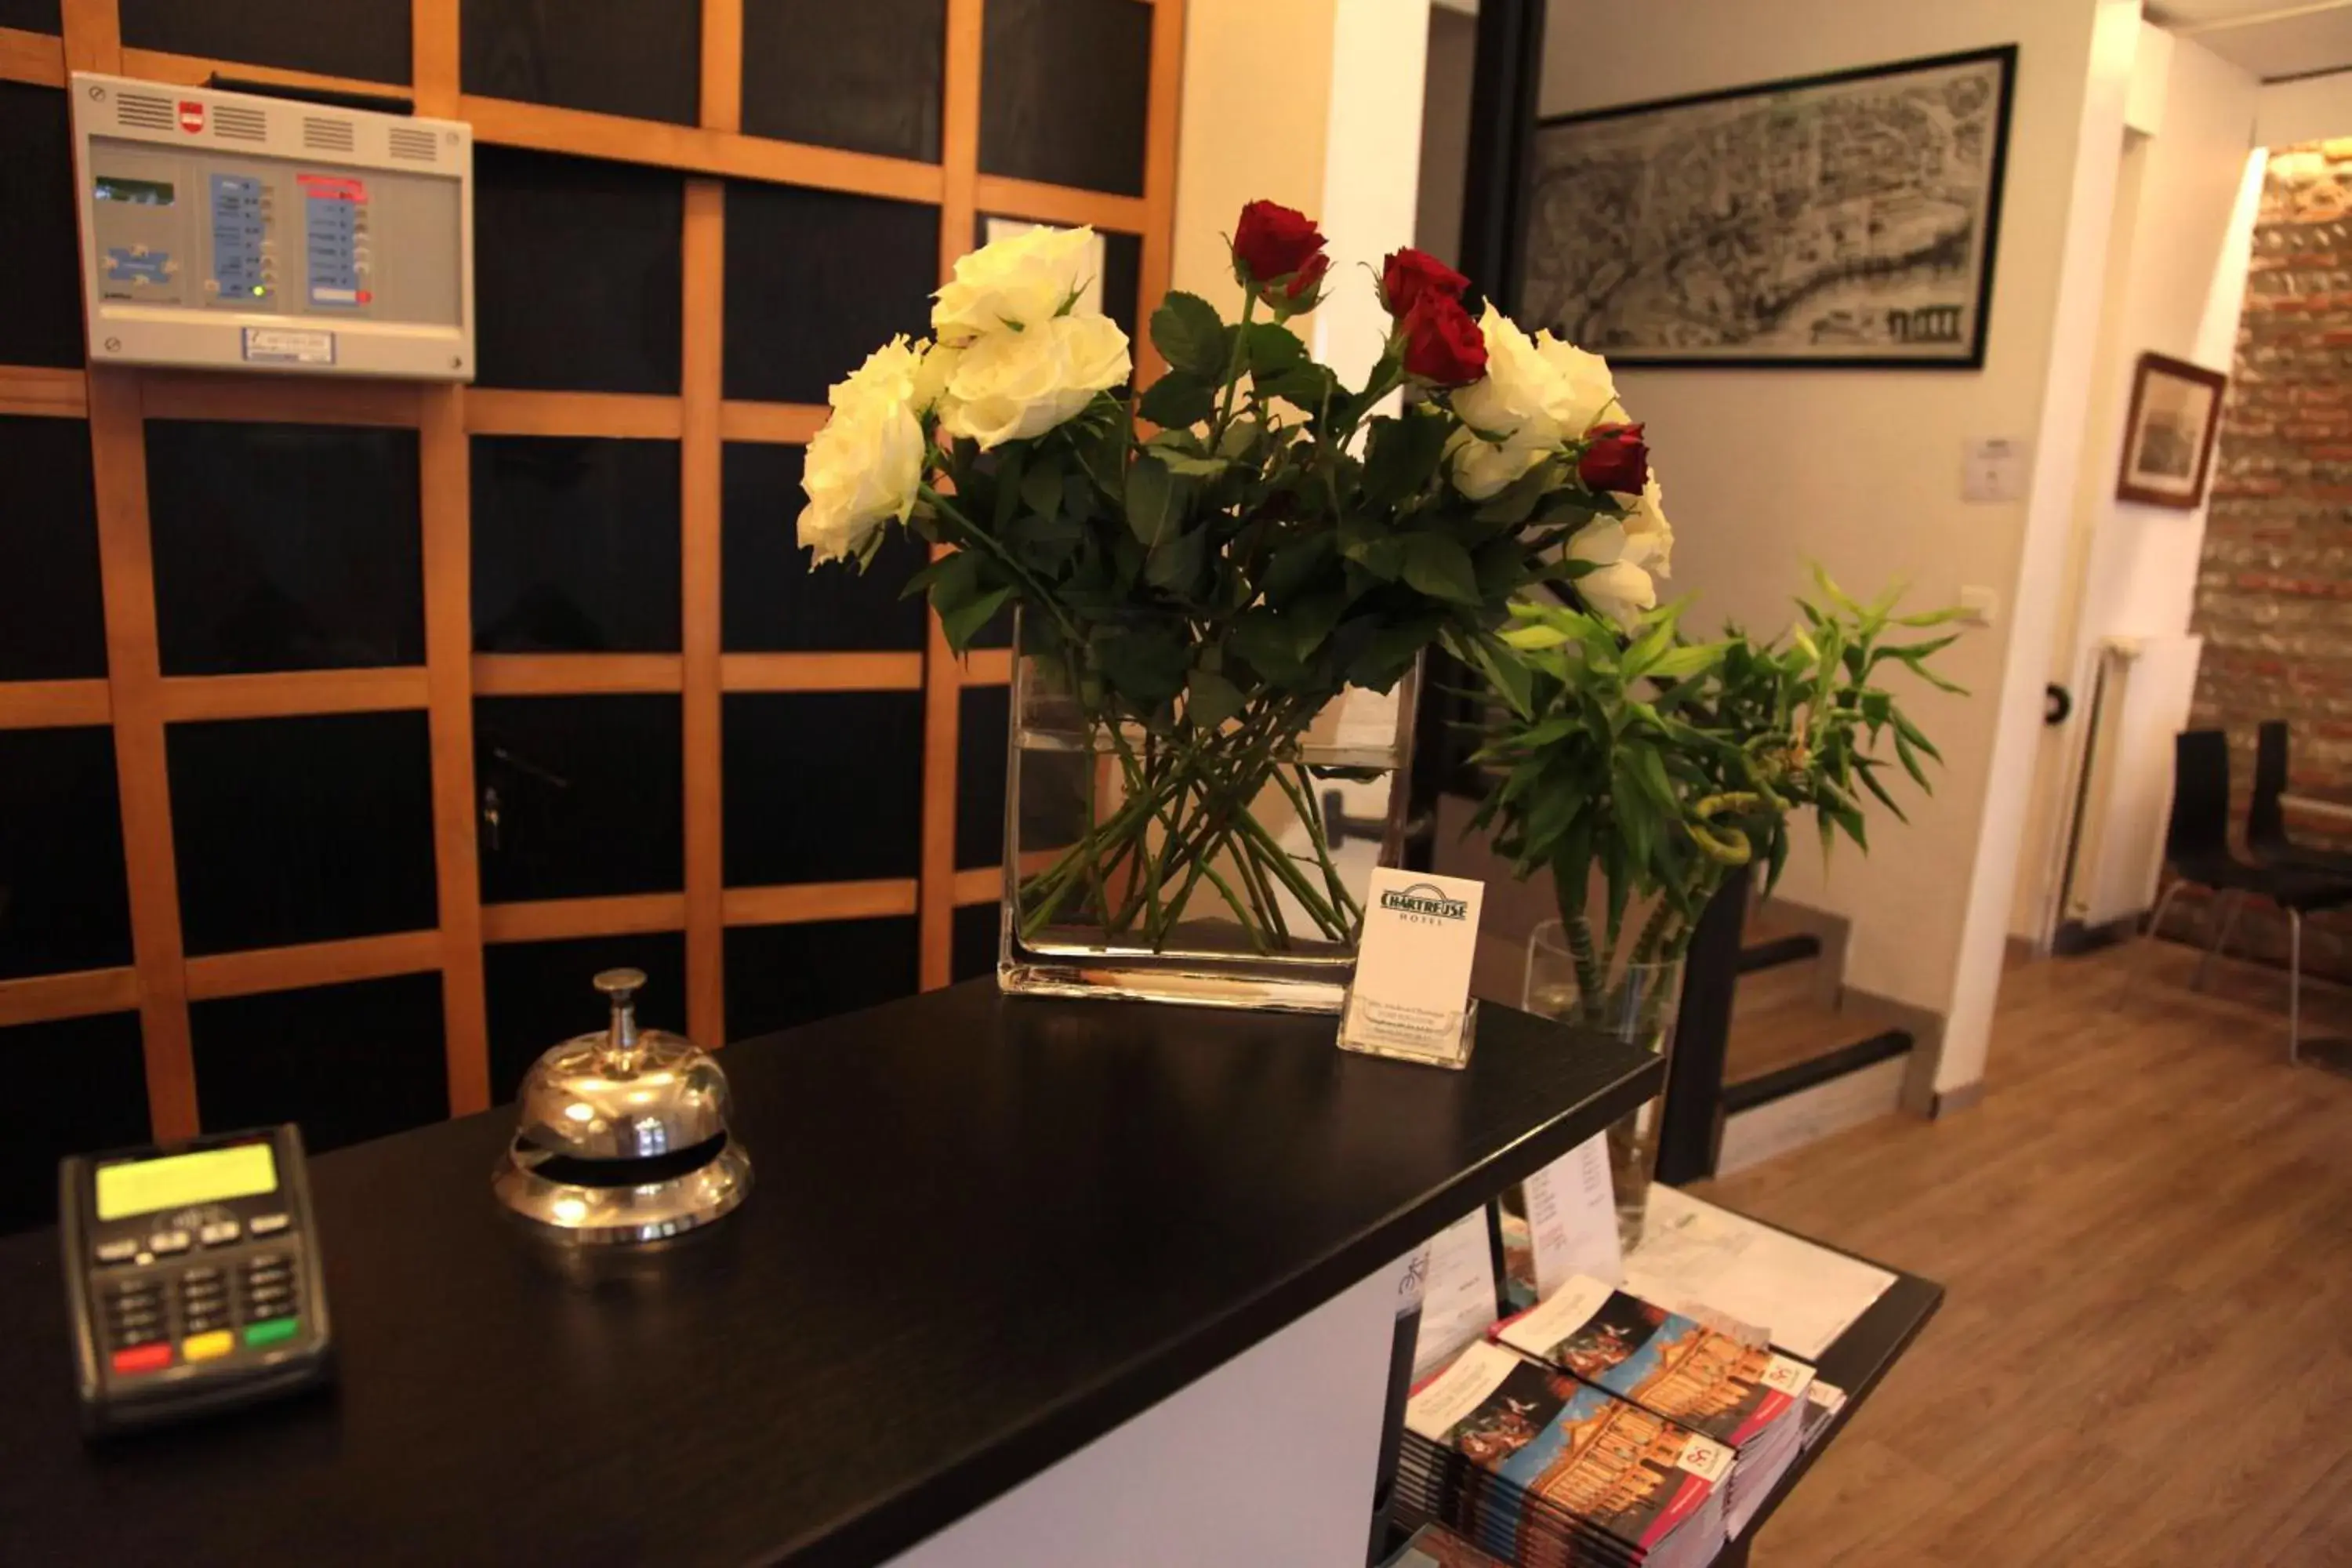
[0,982,1661,1567]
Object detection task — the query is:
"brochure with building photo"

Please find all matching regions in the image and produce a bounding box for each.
[1495,1274,1813,1450]
[1403,1341,1730,1566]
[1493,1274,1815,1537]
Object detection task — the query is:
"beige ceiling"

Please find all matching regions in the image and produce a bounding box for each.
[2151,0,2352,80]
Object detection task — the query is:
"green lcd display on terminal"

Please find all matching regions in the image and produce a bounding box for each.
[59,1123,333,1436]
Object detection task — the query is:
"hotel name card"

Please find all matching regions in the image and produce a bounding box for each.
[1338,868,1484,1069]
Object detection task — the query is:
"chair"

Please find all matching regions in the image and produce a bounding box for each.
[2248,720,2352,879]
[2133,730,2352,1061]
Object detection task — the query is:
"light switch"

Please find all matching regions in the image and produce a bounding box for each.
[1962,437,2031,503]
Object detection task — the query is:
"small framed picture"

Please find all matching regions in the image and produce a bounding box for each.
[2116,352,2227,509]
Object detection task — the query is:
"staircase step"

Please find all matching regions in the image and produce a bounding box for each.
[1731,936,1824,1024]
[1714,996,1915,1176]
[1721,996,1913,1105]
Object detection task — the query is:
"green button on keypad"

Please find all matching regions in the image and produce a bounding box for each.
[242,1318,299,1347]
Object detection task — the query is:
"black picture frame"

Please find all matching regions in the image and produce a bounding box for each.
[1520,44,2019,370]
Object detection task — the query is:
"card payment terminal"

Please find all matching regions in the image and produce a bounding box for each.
[59,1123,332,1434]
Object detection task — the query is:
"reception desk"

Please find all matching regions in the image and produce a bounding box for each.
[0,983,1662,1565]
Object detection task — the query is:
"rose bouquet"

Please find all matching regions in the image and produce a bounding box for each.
[799,201,1677,1008]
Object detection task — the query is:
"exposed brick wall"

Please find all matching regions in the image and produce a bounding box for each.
[2174,140,2352,982]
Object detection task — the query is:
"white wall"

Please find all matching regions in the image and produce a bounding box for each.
[2011,30,2263,942]
[1311,0,1434,388]
[1542,1,2135,1091]
[1171,1,1337,317]
[2258,67,2352,146]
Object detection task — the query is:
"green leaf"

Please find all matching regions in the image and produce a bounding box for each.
[1093,624,1189,704]
[1362,410,1451,507]
[1289,589,1349,659]
[1018,453,1063,525]
[1243,321,1311,379]
[1152,448,1232,478]
[1138,370,1216,430]
[1261,532,1336,605]
[1186,667,1245,730]
[939,586,1012,652]
[1150,290,1229,381]
[1399,532,1480,604]
[1124,454,1176,546]
[1468,631,1534,720]
[1855,759,1907,821]
[991,448,1025,532]
[1145,525,1208,593]
[1256,363,1338,410]
[1893,728,1931,790]
[1647,643,1723,681]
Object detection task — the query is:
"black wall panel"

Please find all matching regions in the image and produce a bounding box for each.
[474,150,684,394]
[956,684,1008,870]
[168,712,438,956]
[0,416,107,683]
[485,931,688,1102]
[463,0,700,126]
[0,1013,147,1236]
[723,916,917,1041]
[144,421,424,677]
[0,85,84,368]
[721,691,922,884]
[978,0,1151,198]
[119,0,412,85]
[1101,229,1143,350]
[950,902,997,983]
[0,728,132,981]
[722,183,938,405]
[0,0,60,34]
[740,0,944,163]
[471,436,682,653]
[191,975,448,1152]
[720,443,927,652]
[476,695,683,904]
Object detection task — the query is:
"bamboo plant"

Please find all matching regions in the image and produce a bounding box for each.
[1469,568,1967,1020]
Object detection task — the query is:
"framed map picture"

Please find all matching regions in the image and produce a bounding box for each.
[2116,352,2227,509]
[1519,45,2018,368]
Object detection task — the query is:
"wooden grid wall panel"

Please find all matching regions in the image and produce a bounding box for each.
[3,0,1185,1137]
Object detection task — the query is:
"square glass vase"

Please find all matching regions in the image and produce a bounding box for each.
[996,641,1420,1014]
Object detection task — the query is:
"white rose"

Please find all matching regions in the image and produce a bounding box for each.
[799,338,927,566]
[933,225,1101,345]
[1446,305,1621,499]
[1567,520,1661,630]
[912,338,962,416]
[937,314,1131,450]
[1622,472,1673,580]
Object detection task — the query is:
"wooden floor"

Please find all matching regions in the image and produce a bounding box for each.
[1706,938,2352,1566]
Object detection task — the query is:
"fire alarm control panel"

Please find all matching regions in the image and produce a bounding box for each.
[70,73,473,380]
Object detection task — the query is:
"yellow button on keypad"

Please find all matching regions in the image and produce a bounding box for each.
[182,1330,234,1362]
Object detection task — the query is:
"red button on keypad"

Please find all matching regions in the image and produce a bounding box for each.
[111,1343,172,1375]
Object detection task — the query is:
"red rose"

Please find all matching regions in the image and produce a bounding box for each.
[1400,292,1487,386]
[1283,251,1330,303]
[1577,423,1649,495]
[1231,200,1327,294]
[1381,248,1469,318]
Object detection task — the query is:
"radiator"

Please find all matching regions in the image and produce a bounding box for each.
[2061,634,2204,927]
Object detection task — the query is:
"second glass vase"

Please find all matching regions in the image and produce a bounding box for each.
[1523,918,1685,1250]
